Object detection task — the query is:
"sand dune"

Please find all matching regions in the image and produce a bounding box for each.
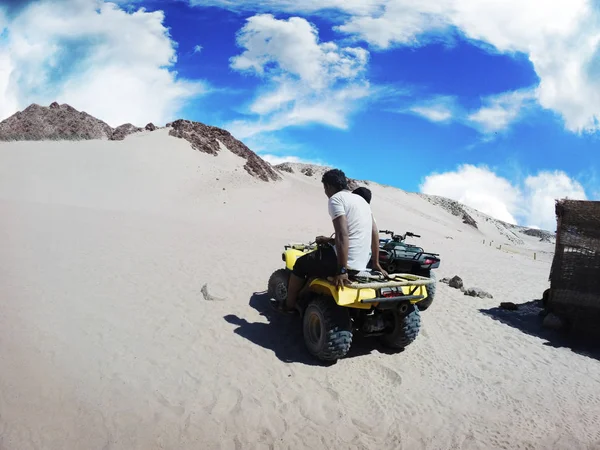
[1,130,600,450]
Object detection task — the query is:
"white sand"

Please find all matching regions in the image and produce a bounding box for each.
[1,130,600,450]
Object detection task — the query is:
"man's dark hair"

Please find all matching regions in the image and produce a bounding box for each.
[321,169,348,191]
[352,187,372,204]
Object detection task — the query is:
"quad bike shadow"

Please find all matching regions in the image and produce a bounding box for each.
[224,291,328,366]
[224,291,407,366]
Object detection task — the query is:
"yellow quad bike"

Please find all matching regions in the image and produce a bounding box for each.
[268,242,434,362]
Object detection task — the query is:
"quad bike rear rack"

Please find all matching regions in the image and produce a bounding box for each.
[348,273,434,306]
[348,273,434,289]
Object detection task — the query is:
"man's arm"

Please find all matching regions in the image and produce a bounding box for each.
[371,217,380,264]
[371,217,389,277]
[332,215,349,270]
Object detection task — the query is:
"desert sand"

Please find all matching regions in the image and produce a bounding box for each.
[1,129,599,450]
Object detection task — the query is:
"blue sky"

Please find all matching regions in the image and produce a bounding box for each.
[0,0,599,230]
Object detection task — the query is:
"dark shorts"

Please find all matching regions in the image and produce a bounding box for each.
[292,245,338,279]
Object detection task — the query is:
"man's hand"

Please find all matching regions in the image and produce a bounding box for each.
[315,235,333,245]
[372,263,390,279]
[332,273,351,289]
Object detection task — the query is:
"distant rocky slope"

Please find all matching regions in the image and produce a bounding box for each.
[419,194,480,229]
[419,193,556,240]
[0,103,279,182]
[274,162,366,189]
[167,120,280,182]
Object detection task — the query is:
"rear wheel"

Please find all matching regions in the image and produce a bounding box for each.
[303,297,352,361]
[380,305,421,349]
[268,269,290,306]
[416,270,436,311]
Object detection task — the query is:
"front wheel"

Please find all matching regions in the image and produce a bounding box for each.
[268,269,290,306]
[380,305,421,349]
[303,297,352,362]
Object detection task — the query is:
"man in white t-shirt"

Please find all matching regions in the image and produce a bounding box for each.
[275,169,387,314]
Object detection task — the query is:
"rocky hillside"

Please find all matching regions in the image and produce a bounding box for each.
[167,120,280,182]
[273,163,555,239]
[0,103,279,182]
[419,194,480,229]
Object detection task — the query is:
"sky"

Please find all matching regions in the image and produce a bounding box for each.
[1,0,599,231]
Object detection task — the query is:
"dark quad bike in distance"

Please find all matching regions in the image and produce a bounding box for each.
[376,230,441,311]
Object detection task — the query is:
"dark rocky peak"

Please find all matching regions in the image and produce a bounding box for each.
[0,102,114,141]
[167,119,280,182]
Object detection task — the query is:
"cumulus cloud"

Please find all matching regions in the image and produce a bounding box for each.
[197,0,600,134]
[193,44,203,54]
[421,165,521,224]
[523,171,587,230]
[0,0,206,127]
[226,14,371,138]
[420,164,588,230]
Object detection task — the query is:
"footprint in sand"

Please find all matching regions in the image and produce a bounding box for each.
[208,386,243,417]
[155,391,186,417]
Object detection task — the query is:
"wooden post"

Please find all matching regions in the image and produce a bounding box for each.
[534,253,537,260]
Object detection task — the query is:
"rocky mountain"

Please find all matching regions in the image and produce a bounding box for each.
[0,103,279,182]
[167,119,280,182]
[0,102,158,142]
[0,102,114,141]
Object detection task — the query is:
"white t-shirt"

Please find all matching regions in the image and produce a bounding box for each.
[328,190,373,271]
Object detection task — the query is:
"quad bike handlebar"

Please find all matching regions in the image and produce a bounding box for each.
[379,230,421,241]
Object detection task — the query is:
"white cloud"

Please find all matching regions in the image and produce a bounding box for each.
[336,1,452,49]
[421,165,521,224]
[420,164,588,230]
[406,96,456,123]
[0,0,206,127]
[188,0,382,16]
[196,0,600,134]
[342,0,600,133]
[523,171,587,231]
[193,44,203,54]
[411,105,452,122]
[227,14,370,138]
[467,89,536,133]
[260,153,324,166]
[395,90,532,133]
